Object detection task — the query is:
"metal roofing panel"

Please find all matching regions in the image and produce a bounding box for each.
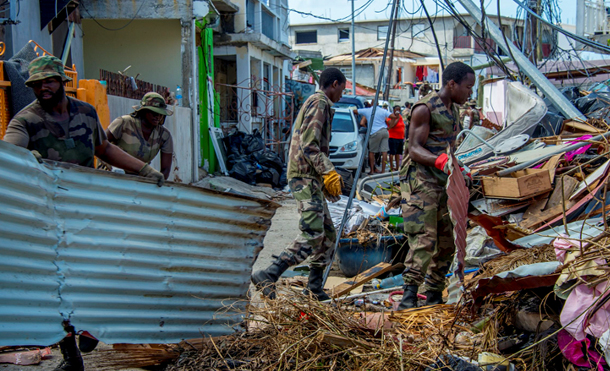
[0,141,279,346]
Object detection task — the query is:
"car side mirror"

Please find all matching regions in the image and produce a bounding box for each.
[358,127,367,135]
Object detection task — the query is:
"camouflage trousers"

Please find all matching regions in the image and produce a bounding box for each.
[280,177,337,268]
[400,164,455,292]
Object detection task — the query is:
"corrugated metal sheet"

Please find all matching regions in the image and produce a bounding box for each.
[0,140,279,346]
[446,155,469,282]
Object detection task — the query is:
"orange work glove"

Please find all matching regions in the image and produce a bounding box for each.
[322,170,343,197]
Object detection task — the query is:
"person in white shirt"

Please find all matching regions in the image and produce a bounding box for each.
[354,105,398,174]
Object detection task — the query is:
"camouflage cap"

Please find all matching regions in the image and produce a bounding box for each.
[132,92,173,116]
[25,55,72,86]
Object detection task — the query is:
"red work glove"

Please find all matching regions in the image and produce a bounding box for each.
[434,153,450,174]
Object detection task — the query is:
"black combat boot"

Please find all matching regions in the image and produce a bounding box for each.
[302,266,331,301]
[251,254,291,299]
[397,285,419,310]
[424,290,443,306]
[54,323,84,371]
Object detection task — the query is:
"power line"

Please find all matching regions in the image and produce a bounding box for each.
[80,0,148,31]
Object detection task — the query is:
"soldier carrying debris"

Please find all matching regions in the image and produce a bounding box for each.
[4,55,165,186]
[397,62,475,309]
[251,68,346,301]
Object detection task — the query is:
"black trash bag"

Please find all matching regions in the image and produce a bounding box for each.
[256,167,280,187]
[279,166,288,187]
[252,150,284,173]
[532,111,564,138]
[241,129,265,154]
[229,160,258,185]
[335,167,353,196]
[575,92,610,115]
[223,131,246,156]
[227,153,248,170]
[425,355,481,371]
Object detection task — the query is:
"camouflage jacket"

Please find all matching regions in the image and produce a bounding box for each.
[399,91,460,183]
[108,115,173,164]
[4,97,106,168]
[287,90,335,182]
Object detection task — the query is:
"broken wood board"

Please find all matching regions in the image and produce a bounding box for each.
[522,193,550,220]
[541,154,562,183]
[521,202,576,230]
[324,276,363,294]
[564,120,604,134]
[546,176,578,210]
[570,159,610,200]
[331,262,403,298]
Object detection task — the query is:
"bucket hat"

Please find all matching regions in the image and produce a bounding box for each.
[132,92,173,116]
[25,55,72,86]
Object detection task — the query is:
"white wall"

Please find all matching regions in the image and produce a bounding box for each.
[82,19,182,91]
[107,95,194,184]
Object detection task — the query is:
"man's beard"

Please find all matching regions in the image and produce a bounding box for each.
[36,85,65,110]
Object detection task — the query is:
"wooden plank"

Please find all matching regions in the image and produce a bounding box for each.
[330,262,403,298]
[541,154,562,183]
[520,202,574,230]
[324,276,363,294]
[523,193,550,220]
[296,60,312,69]
[564,120,603,134]
[546,176,578,211]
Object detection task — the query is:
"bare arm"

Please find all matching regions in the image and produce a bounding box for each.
[359,115,367,128]
[160,152,172,179]
[95,140,146,173]
[407,105,438,167]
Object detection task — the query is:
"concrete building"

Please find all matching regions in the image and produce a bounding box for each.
[289,14,554,87]
[212,0,294,134]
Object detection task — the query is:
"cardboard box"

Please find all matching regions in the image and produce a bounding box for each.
[482,168,552,199]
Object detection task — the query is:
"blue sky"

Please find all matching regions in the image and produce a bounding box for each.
[288,0,579,26]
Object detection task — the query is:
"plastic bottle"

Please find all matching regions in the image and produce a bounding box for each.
[176,85,183,106]
[372,275,404,289]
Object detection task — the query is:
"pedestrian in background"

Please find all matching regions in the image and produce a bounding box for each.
[387,105,405,172]
[354,104,398,174]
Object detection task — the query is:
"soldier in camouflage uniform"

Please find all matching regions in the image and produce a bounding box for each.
[4,55,164,187]
[3,56,166,371]
[105,92,174,179]
[397,62,475,309]
[251,68,347,301]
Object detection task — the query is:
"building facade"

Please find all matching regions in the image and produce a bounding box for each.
[289,14,550,67]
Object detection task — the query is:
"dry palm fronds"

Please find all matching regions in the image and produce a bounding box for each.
[165,294,489,371]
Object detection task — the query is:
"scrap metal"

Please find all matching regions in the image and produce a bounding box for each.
[0,140,279,346]
[446,155,470,281]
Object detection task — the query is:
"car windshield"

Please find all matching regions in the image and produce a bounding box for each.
[332,112,354,133]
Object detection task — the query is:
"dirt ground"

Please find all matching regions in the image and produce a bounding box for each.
[0,199,300,371]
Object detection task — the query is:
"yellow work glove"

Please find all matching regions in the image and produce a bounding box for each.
[322,170,343,197]
[139,164,165,187]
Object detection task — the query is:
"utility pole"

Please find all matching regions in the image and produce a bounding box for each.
[351,0,356,95]
[535,0,542,61]
[383,0,399,101]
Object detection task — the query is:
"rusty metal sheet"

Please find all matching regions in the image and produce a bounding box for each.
[0,140,279,346]
[446,155,470,281]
